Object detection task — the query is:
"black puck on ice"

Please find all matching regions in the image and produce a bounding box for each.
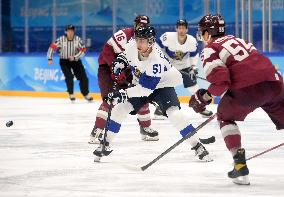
[6,121,13,127]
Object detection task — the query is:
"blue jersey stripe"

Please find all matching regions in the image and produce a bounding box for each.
[139,72,161,90]
[189,50,198,57]
[165,47,176,58]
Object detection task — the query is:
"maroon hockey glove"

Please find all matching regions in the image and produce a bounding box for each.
[189,89,212,113]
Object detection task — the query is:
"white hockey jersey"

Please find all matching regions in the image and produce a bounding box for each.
[157,32,199,70]
[117,39,183,98]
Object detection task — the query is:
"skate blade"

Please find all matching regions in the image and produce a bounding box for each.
[141,135,159,141]
[94,156,102,162]
[199,155,214,162]
[232,175,250,185]
[88,139,100,144]
[152,115,167,120]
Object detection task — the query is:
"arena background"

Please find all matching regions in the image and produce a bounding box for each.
[0,0,284,103]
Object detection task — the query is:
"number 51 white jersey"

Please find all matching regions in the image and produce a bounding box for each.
[119,39,183,98]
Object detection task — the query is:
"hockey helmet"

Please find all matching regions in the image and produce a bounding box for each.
[134,15,150,26]
[197,14,225,40]
[176,19,188,29]
[135,25,156,46]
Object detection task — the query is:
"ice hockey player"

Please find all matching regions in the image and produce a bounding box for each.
[88,15,159,144]
[154,19,213,119]
[93,25,213,163]
[189,14,284,185]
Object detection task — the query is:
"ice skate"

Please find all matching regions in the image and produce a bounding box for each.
[69,94,76,103]
[228,148,250,185]
[153,106,167,120]
[93,141,113,162]
[200,109,213,118]
[191,142,213,162]
[88,127,104,144]
[140,126,159,141]
[84,95,93,102]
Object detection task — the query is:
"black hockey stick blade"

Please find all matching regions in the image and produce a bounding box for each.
[199,136,216,144]
[141,113,217,171]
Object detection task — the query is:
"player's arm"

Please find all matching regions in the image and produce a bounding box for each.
[201,47,231,96]
[74,37,87,61]
[47,37,61,64]
[189,38,199,67]
[157,33,176,59]
[126,71,161,98]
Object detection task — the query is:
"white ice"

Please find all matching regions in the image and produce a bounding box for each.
[0,96,284,197]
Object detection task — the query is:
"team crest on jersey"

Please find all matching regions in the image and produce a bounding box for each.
[174,51,185,60]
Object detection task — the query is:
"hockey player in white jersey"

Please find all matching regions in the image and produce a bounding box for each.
[154,19,213,119]
[93,25,213,162]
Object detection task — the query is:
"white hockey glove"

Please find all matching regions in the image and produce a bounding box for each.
[104,89,128,105]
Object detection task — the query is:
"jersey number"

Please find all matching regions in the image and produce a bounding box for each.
[115,33,126,42]
[153,64,167,74]
[222,38,253,61]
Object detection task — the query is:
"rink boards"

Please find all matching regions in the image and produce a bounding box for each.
[0,53,283,104]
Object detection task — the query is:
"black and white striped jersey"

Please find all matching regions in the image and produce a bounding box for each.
[47,35,86,60]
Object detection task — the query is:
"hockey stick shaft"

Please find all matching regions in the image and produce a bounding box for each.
[102,80,118,151]
[246,142,284,161]
[141,113,217,171]
[196,75,207,81]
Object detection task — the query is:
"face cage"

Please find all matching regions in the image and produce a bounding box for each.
[147,37,156,48]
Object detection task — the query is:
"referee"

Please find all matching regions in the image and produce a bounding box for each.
[47,24,93,102]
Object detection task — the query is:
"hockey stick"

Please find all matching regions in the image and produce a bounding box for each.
[101,80,118,152]
[141,113,217,171]
[246,142,284,161]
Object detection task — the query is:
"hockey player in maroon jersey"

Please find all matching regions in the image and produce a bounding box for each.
[89,15,159,144]
[189,14,284,185]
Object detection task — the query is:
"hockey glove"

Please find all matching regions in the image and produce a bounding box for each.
[189,89,212,113]
[111,56,129,84]
[104,89,128,105]
[189,66,198,80]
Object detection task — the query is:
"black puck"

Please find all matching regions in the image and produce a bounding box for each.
[6,121,13,127]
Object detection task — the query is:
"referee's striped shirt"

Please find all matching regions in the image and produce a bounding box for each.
[47,35,86,60]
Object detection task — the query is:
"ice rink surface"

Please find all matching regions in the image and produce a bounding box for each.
[0,96,284,197]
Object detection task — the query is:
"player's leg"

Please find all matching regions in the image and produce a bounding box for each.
[71,60,93,102]
[59,59,75,102]
[93,101,134,161]
[261,81,284,130]
[217,82,282,185]
[89,65,115,144]
[180,68,213,117]
[217,89,256,185]
[137,103,159,141]
[152,87,213,162]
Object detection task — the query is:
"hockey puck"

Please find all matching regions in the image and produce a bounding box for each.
[6,121,13,127]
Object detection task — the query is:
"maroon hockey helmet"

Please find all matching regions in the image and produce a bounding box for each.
[197,14,225,40]
[134,15,150,26]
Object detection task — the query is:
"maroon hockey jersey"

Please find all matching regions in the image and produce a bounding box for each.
[98,28,134,66]
[201,35,282,96]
